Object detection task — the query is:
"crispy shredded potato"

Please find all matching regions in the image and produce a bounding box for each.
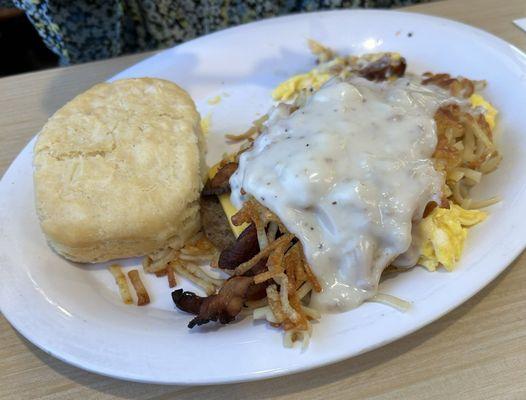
[143,233,218,274]
[142,232,220,293]
[283,243,301,285]
[267,222,278,242]
[308,39,336,64]
[127,269,150,306]
[432,103,501,209]
[266,284,286,324]
[234,233,294,276]
[231,200,318,346]
[143,247,178,273]
[154,269,168,277]
[251,239,290,285]
[301,305,321,320]
[232,199,319,346]
[167,264,177,288]
[303,263,322,293]
[232,198,269,249]
[368,293,411,312]
[171,262,216,296]
[183,263,224,287]
[296,282,313,300]
[422,72,485,98]
[277,274,300,323]
[253,305,279,323]
[178,253,216,262]
[108,264,133,305]
[254,269,279,284]
[226,115,269,142]
[283,326,312,350]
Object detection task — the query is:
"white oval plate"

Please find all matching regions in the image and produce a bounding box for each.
[1,10,526,385]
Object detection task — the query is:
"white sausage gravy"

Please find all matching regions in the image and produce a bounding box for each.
[230,76,455,311]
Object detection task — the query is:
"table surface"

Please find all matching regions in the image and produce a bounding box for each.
[1,0,526,398]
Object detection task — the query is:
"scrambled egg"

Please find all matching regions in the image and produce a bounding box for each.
[272,70,330,101]
[207,95,222,105]
[470,94,498,129]
[200,113,211,136]
[417,204,486,271]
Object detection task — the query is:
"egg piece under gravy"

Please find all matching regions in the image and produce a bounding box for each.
[230,76,459,311]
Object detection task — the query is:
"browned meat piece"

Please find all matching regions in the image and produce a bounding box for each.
[202,162,238,196]
[245,257,267,276]
[358,54,407,81]
[421,72,477,98]
[171,289,202,315]
[200,195,236,250]
[172,276,254,328]
[246,279,269,301]
[218,224,260,270]
[234,255,269,300]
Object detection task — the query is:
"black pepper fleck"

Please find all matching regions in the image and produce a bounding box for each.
[260,196,265,201]
[407,32,413,37]
[332,201,337,205]
[305,143,310,147]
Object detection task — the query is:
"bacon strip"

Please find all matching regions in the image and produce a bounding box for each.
[218,224,260,269]
[202,162,238,196]
[172,276,254,328]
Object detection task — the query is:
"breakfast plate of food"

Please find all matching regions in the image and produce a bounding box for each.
[1,10,526,385]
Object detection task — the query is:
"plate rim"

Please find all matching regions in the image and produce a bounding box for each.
[1,8,526,385]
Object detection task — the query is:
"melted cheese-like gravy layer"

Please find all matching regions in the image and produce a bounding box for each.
[231,76,453,311]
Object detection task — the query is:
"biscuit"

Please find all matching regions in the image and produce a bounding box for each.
[33,78,205,262]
